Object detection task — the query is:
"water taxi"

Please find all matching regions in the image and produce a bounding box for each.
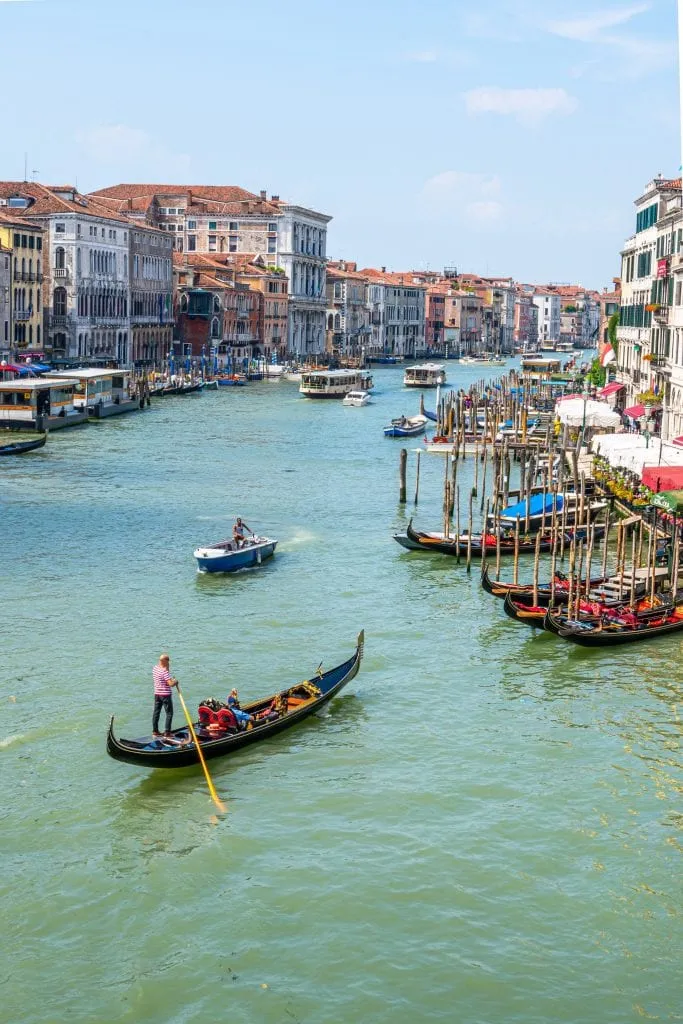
[0,378,88,430]
[403,363,446,388]
[51,368,142,418]
[299,369,373,399]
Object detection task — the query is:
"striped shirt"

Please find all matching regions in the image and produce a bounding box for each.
[153,664,172,697]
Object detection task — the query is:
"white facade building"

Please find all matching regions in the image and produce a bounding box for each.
[276,204,331,356]
[532,292,561,346]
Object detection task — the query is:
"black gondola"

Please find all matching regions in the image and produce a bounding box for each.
[404,520,603,558]
[107,631,364,769]
[0,433,47,456]
[542,607,683,646]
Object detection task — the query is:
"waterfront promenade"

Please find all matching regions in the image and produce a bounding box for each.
[2,367,680,1023]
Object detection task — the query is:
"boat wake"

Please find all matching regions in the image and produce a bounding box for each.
[0,733,26,750]
[280,528,319,548]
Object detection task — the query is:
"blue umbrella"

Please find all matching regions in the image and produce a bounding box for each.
[169,347,175,376]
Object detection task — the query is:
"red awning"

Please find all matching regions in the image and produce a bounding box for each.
[672,436,683,448]
[556,393,584,402]
[642,466,683,491]
[624,404,645,419]
[598,382,624,398]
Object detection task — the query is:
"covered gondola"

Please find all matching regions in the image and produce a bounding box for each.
[107,631,364,769]
[403,520,603,558]
[0,433,47,456]
[542,607,683,646]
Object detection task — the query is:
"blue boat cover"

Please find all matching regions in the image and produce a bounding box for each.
[500,493,564,519]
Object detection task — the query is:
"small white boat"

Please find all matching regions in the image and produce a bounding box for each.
[343,390,372,407]
[403,363,446,388]
[459,354,505,366]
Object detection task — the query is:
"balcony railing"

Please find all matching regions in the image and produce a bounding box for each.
[14,309,31,321]
[51,315,68,327]
[53,268,69,279]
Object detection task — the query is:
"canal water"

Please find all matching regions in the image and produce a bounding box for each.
[1,365,680,1024]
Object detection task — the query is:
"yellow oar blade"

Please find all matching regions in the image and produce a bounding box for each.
[176,686,227,814]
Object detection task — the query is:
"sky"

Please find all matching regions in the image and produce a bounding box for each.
[0,0,680,287]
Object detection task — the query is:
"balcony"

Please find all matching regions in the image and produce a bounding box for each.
[653,306,669,324]
[14,309,31,321]
[51,315,68,328]
[53,268,69,279]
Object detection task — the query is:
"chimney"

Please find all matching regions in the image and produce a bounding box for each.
[271,194,279,202]
[260,190,267,200]
[381,266,386,273]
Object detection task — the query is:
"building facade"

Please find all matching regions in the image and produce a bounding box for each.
[0,213,45,356]
[325,262,370,358]
[277,204,330,356]
[129,225,174,366]
[0,241,10,357]
[532,292,561,346]
[0,183,136,364]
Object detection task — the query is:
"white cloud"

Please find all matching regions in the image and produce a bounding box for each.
[545,3,673,78]
[77,124,191,175]
[547,4,649,42]
[421,171,503,223]
[465,86,577,123]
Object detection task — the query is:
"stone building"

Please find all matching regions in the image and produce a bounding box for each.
[0,183,134,363]
[277,203,330,356]
[129,225,174,366]
[361,269,426,358]
[0,212,45,356]
[325,261,370,358]
[0,240,10,358]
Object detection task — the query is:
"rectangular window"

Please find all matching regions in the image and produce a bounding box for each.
[188,235,196,251]
[676,281,682,306]
[28,235,35,249]
[229,236,238,252]
[208,235,217,252]
[267,239,276,254]
[13,233,20,247]
[268,223,277,232]
[229,222,238,231]
[55,223,65,234]
[208,221,217,230]
[21,235,27,247]
[187,220,197,230]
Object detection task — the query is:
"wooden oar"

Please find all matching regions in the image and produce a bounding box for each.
[175,683,226,813]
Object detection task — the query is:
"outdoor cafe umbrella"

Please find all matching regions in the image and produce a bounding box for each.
[556,398,621,429]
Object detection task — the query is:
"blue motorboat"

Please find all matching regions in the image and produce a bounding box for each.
[194,535,278,573]
[384,414,427,438]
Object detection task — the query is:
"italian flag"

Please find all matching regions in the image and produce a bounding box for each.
[599,341,616,367]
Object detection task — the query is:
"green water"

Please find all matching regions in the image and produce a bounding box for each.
[1,367,680,1024]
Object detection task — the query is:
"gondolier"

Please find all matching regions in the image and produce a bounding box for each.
[152,653,178,740]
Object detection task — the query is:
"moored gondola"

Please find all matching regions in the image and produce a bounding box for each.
[543,606,683,646]
[404,520,604,558]
[107,631,364,769]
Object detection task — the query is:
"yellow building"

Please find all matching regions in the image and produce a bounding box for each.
[0,213,45,356]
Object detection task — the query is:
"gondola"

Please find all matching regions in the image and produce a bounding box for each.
[403,520,604,558]
[107,631,364,769]
[0,433,47,456]
[502,589,602,627]
[543,606,683,646]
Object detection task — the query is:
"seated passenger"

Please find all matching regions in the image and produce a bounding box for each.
[227,688,254,729]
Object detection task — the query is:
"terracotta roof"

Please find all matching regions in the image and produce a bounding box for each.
[89,184,281,216]
[0,182,136,225]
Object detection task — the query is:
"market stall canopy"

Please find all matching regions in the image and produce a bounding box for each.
[650,490,683,513]
[624,404,645,419]
[592,434,683,474]
[556,398,621,429]
[641,466,683,491]
[598,382,624,398]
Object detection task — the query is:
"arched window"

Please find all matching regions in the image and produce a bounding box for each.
[180,295,188,312]
[211,317,220,338]
[21,257,26,276]
[55,247,65,270]
[334,313,341,331]
[37,325,40,344]
[53,287,67,316]
[29,325,33,344]
[213,296,220,313]
[327,314,333,330]
[77,248,81,274]
[36,258,41,279]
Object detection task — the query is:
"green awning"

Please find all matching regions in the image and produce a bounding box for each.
[651,490,683,513]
